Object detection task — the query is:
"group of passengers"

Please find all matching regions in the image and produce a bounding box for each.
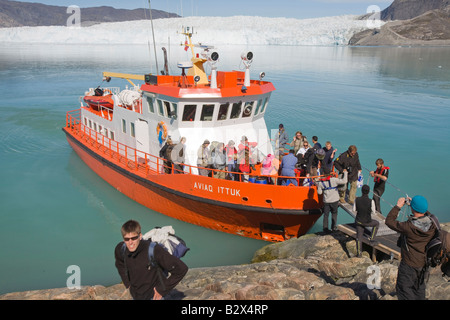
[196,136,258,182]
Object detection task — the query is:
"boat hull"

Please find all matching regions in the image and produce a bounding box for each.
[63,127,322,242]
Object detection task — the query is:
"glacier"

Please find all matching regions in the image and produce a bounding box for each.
[0,15,381,46]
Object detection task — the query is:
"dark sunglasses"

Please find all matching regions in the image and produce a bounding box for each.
[123,235,140,242]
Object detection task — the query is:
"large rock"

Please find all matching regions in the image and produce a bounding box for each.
[2,224,450,300]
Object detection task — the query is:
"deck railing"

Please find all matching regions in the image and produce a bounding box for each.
[65,109,325,186]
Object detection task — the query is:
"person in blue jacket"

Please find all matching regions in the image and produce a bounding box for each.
[280,149,298,186]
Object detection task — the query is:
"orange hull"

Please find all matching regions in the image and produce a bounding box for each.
[63,126,322,242]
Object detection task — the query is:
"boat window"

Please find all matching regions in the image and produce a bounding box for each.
[157,100,165,117]
[217,103,229,121]
[260,97,269,113]
[200,104,214,121]
[99,125,103,133]
[110,131,115,141]
[94,123,97,131]
[88,120,92,128]
[182,105,197,121]
[122,119,127,133]
[84,117,87,126]
[254,99,262,115]
[242,101,253,118]
[171,103,178,118]
[146,96,155,113]
[105,128,109,137]
[163,101,171,117]
[130,122,135,137]
[230,102,242,119]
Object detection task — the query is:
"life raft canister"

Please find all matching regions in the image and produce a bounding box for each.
[156,121,168,145]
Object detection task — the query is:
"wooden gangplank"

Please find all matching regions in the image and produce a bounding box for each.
[338,202,401,261]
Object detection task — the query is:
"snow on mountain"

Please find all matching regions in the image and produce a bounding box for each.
[0,15,380,46]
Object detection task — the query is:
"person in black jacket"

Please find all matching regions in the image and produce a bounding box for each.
[334,145,362,205]
[354,185,379,257]
[114,220,188,300]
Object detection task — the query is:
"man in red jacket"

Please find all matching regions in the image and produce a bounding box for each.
[114,220,188,300]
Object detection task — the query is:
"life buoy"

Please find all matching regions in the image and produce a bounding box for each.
[156,121,168,141]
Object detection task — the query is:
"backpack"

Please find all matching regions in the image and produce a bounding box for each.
[425,215,449,268]
[121,226,189,289]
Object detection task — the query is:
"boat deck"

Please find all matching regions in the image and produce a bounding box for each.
[337,202,401,261]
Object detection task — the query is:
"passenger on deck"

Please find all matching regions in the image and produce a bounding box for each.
[280,149,298,186]
[353,184,379,258]
[172,137,186,174]
[276,124,289,160]
[322,141,337,175]
[290,131,306,155]
[238,136,257,182]
[197,140,211,176]
[317,169,348,233]
[212,142,226,179]
[370,158,389,214]
[261,153,279,184]
[225,140,237,180]
[311,136,322,150]
[334,145,362,205]
[159,137,173,174]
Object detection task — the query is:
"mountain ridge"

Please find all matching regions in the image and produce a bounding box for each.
[0,0,179,28]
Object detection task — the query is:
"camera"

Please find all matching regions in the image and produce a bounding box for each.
[405,197,411,206]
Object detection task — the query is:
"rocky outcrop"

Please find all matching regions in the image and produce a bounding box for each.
[350,7,450,46]
[381,0,450,21]
[2,224,450,300]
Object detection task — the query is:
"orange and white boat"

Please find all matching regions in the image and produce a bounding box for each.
[63,28,323,242]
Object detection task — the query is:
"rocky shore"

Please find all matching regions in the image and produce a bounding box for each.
[2,223,450,301]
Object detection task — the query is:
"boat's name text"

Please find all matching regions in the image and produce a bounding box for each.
[194,182,240,197]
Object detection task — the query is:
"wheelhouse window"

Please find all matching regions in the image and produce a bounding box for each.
[200,104,214,121]
[260,97,269,113]
[242,101,253,118]
[146,96,155,113]
[217,103,229,121]
[157,100,165,116]
[254,99,263,115]
[182,105,197,121]
[122,119,126,133]
[230,102,242,119]
[130,122,135,137]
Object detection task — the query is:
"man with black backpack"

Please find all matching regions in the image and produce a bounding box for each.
[385,196,437,300]
[114,220,188,300]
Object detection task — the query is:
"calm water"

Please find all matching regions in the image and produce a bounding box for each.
[0,44,449,294]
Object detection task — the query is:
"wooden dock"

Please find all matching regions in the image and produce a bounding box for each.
[337,202,401,261]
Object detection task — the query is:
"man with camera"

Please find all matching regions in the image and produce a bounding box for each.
[385,196,437,300]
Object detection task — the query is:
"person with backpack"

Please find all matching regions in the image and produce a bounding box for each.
[385,196,437,300]
[114,220,188,300]
[317,169,347,233]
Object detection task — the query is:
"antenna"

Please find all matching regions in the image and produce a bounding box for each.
[148,0,159,75]
[241,51,253,87]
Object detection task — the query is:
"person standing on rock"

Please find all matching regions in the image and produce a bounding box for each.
[385,196,437,300]
[114,220,188,300]
[353,184,379,258]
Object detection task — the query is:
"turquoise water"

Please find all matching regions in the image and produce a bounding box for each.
[0,44,449,294]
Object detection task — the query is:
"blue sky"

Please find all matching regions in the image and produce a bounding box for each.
[16,0,393,19]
